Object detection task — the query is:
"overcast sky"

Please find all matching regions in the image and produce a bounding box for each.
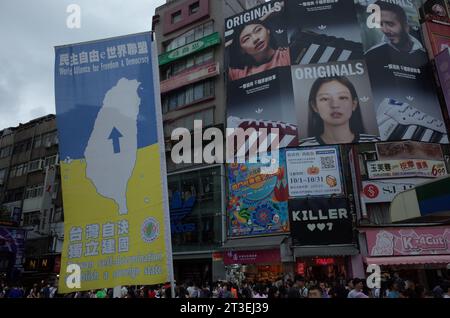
[0,0,165,130]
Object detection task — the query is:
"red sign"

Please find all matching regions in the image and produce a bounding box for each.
[422,21,450,59]
[366,226,450,256]
[297,262,305,275]
[223,249,280,265]
[314,258,335,266]
[160,62,219,93]
[363,183,379,199]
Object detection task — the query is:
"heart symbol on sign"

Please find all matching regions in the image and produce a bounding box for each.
[307,224,316,232]
[317,223,326,231]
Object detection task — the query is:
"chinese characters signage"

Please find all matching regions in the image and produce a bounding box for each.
[286,147,343,197]
[366,159,447,179]
[158,32,221,66]
[55,33,173,292]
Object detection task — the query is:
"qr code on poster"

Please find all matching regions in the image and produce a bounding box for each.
[320,156,336,169]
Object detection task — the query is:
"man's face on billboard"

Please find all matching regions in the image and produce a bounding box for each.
[380,10,408,45]
[239,24,271,58]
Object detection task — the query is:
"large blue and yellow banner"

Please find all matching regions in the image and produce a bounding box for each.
[54,33,173,293]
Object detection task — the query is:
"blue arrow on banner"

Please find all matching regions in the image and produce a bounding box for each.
[108,127,123,154]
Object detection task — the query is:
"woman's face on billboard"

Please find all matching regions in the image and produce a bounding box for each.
[313,80,357,127]
[239,24,271,57]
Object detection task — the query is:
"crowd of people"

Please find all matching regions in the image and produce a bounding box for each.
[2,273,450,299]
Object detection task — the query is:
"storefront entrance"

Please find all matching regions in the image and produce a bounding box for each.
[296,257,349,283]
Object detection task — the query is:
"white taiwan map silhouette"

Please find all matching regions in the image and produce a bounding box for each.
[84,78,140,215]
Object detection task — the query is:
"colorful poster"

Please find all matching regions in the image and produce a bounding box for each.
[55,33,173,292]
[376,141,444,160]
[288,197,354,246]
[356,0,448,143]
[227,152,289,237]
[366,226,450,256]
[286,147,344,197]
[366,159,447,179]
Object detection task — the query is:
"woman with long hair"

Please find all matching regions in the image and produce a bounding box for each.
[228,20,290,81]
[300,76,379,146]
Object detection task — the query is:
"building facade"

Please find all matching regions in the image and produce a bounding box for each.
[153,0,267,284]
[0,115,63,284]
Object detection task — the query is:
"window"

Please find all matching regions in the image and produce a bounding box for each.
[4,188,24,203]
[13,139,32,155]
[162,80,214,113]
[0,146,12,158]
[33,135,42,148]
[23,211,40,226]
[168,166,222,250]
[10,163,28,178]
[189,2,200,15]
[171,10,182,24]
[28,159,43,172]
[0,168,6,184]
[44,155,58,168]
[164,108,214,138]
[42,131,58,147]
[25,184,44,199]
[161,49,214,80]
[165,21,214,52]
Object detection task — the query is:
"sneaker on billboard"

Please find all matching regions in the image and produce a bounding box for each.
[377,98,448,143]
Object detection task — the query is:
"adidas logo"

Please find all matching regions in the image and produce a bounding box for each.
[255,107,263,114]
[275,29,284,34]
[318,25,327,30]
[360,96,370,103]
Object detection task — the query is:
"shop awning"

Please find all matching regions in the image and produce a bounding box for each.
[221,235,288,251]
[294,245,359,257]
[365,255,450,266]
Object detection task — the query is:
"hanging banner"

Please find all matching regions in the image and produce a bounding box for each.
[55,33,173,293]
[286,147,344,197]
[289,197,354,246]
[366,159,447,179]
[227,152,289,237]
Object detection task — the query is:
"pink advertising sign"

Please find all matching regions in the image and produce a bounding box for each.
[223,249,280,265]
[366,227,450,256]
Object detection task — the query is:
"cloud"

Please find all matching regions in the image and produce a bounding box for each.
[0,0,165,129]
